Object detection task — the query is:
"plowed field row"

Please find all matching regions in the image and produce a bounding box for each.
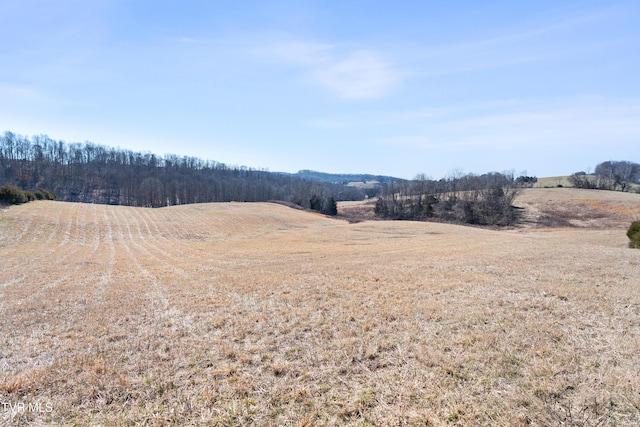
[1,193,639,426]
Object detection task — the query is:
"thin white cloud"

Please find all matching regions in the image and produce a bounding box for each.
[312,50,402,99]
[378,135,435,148]
[268,41,333,65]
[306,101,521,130]
[376,98,640,152]
[264,39,405,100]
[400,8,624,79]
[0,83,48,103]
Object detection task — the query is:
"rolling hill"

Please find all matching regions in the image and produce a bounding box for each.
[1,188,639,425]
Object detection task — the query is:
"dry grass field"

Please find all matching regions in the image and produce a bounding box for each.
[1,188,639,426]
[532,176,575,188]
[532,176,640,193]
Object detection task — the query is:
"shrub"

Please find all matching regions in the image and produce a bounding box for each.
[374,198,388,216]
[309,195,337,215]
[630,232,640,249]
[322,197,338,216]
[34,189,56,200]
[0,185,55,204]
[0,185,28,204]
[626,220,640,240]
[309,195,323,212]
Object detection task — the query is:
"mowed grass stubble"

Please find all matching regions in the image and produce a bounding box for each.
[1,190,639,425]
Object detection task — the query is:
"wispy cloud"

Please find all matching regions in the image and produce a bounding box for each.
[401,9,624,78]
[376,98,640,151]
[0,83,48,103]
[312,50,402,99]
[268,40,333,65]
[263,39,405,100]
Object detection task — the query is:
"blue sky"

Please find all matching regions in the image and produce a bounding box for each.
[1,0,639,179]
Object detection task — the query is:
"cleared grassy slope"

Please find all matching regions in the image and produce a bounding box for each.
[1,197,639,426]
[533,176,574,188]
[533,175,640,192]
[514,187,640,228]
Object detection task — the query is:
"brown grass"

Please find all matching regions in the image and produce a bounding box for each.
[514,187,640,229]
[1,189,639,425]
[533,175,575,188]
[533,175,640,193]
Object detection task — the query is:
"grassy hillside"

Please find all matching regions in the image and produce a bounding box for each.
[514,187,640,228]
[533,176,575,188]
[1,196,639,425]
[534,175,640,193]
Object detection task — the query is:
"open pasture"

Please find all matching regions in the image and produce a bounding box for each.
[1,189,639,426]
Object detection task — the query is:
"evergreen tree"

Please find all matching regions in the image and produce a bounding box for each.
[323,197,338,216]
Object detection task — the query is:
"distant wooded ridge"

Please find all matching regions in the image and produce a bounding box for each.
[0,131,380,207]
[286,170,401,185]
[1,131,637,221]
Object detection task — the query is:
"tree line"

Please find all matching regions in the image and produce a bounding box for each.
[374,172,523,226]
[0,131,367,208]
[569,161,640,191]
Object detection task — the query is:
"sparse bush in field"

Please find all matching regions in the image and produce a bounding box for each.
[626,220,640,240]
[628,220,640,248]
[0,185,28,204]
[629,221,640,249]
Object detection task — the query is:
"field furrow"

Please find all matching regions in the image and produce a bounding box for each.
[0,202,75,266]
[0,203,91,288]
[1,193,639,426]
